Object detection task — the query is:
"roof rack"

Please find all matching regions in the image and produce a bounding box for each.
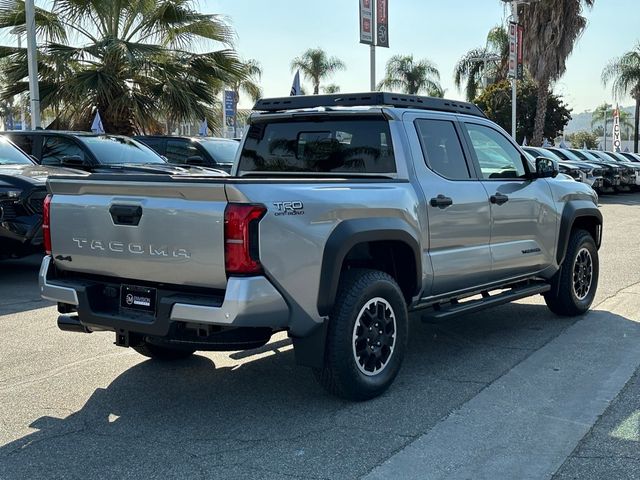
[252,92,486,118]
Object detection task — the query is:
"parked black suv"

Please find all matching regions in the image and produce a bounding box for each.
[0,136,83,259]
[1,131,225,175]
[133,136,238,172]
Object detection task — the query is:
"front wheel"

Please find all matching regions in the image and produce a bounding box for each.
[314,269,408,401]
[133,342,196,361]
[544,229,599,316]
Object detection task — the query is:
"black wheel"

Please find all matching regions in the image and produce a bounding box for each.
[133,342,196,361]
[314,269,408,401]
[544,229,599,316]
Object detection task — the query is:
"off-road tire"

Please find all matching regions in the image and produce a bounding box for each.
[314,269,408,401]
[544,229,599,316]
[133,342,196,361]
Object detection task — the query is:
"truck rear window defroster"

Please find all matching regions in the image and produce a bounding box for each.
[238,118,396,175]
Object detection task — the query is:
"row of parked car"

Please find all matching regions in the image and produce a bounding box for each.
[523,146,640,194]
[0,131,239,259]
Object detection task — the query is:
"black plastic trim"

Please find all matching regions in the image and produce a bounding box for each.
[557,201,603,264]
[317,218,421,317]
[253,92,486,118]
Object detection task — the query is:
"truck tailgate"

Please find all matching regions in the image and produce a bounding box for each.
[48,178,228,289]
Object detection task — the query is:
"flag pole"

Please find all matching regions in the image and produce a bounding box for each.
[25,0,40,129]
[370,0,376,91]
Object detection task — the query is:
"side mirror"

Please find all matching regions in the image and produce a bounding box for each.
[535,157,558,178]
[61,155,88,168]
[186,155,206,166]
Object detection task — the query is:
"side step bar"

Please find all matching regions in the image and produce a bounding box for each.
[421,283,550,322]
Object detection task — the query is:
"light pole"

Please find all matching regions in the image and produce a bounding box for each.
[25,0,40,129]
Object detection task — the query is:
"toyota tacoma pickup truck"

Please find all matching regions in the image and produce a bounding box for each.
[39,93,602,400]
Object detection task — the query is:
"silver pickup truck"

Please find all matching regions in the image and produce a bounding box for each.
[40,93,602,400]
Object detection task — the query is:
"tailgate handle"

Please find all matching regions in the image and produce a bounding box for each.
[110,205,142,226]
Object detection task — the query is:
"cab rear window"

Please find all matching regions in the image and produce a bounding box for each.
[238,118,396,175]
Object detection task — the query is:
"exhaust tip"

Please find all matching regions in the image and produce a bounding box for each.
[57,315,92,334]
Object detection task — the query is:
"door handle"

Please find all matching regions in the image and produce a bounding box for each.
[109,204,143,226]
[430,194,453,209]
[490,193,509,205]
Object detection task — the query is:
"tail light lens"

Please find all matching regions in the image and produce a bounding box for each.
[43,194,52,255]
[224,204,266,275]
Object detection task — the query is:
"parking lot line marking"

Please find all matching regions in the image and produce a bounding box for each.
[364,309,640,480]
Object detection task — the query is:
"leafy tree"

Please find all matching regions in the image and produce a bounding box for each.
[519,0,594,146]
[566,130,599,149]
[0,0,245,135]
[602,42,640,152]
[377,54,443,97]
[454,25,509,101]
[474,79,571,144]
[290,48,345,95]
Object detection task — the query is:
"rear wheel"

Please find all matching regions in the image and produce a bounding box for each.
[314,269,408,401]
[133,342,196,361]
[544,229,599,316]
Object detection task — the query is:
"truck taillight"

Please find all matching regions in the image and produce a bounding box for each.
[43,194,52,255]
[224,204,266,275]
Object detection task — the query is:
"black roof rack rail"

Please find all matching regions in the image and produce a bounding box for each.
[252,92,486,118]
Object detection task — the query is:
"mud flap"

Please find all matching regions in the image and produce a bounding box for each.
[290,320,329,369]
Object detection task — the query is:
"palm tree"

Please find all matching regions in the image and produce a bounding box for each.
[0,0,245,135]
[602,43,640,153]
[290,48,345,95]
[590,103,633,138]
[377,54,443,97]
[519,0,594,146]
[230,59,262,136]
[454,25,509,101]
[322,84,340,94]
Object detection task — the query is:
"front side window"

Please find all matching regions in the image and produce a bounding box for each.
[415,119,470,180]
[238,118,396,175]
[465,123,527,179]
[42,137,85,165]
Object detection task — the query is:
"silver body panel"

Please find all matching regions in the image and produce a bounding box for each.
[48,179,227,289]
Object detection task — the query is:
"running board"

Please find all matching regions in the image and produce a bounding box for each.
[421,283,550,322]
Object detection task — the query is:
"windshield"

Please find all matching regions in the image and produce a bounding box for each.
[0,138,33,165]
[79,136,165,165]
[199,139,238,164]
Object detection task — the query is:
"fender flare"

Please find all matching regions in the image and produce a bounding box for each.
[317,218,422,317]
[556,201,603,265]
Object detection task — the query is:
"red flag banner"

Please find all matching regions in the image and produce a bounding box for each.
[376,0,389,48]
[359,0,373,45]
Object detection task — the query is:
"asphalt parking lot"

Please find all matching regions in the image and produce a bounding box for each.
[1,194,639,480]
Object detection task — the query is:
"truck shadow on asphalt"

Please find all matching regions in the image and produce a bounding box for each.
[0,306,636,479]
[0,255,50,316]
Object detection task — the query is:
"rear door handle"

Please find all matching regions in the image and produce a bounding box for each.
[490,193,509,205]
[430,194,453,209]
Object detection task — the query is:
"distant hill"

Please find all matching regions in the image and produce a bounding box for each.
[565,105,634,134]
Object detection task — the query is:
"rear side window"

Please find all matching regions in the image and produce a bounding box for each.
[415,119,470,180]
[238,118,396,175]
[42,137,85,166]
[166,139,200,164]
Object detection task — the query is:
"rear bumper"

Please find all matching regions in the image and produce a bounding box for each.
[39,256,290,336]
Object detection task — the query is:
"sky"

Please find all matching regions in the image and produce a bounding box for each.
[201,0,640,113]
